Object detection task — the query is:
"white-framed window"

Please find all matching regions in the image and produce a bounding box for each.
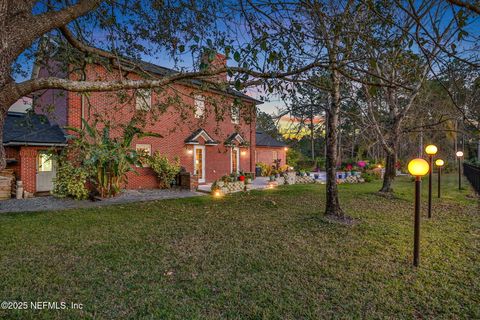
[37,151,53,172]
[194,94,205,118]
[136,144,152,167]
[231,104,240,124]
[136,89,152,110]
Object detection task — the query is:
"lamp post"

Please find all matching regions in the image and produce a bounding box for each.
[407,158,430,267]
[456,151,464,190]
[425,145,438,218]
[435,159,444,198]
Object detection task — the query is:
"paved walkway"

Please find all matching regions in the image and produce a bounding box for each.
[0,189,204,214]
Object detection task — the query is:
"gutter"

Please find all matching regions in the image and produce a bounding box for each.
[3,142,68,147]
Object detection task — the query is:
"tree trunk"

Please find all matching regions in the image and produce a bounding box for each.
[0,109,6,171]
[380,151,396,193]
[337,125,342,166]
[419,127,423,158]
[477,138,480,161]
[310,113,315,160]
[0,82,14,171]
[325,68,343,217]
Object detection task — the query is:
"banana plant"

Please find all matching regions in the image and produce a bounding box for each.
[65,118,161,198]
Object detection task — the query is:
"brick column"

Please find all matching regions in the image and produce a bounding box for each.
[19,147,37,194]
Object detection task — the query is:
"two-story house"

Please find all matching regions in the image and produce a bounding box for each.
[4,50,263,194]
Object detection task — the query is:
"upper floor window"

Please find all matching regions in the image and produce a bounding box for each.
[194,95,205,118]
[136,89,152,110]
[231,104,240,124]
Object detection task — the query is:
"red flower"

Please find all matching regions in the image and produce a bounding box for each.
[239,175,245,181]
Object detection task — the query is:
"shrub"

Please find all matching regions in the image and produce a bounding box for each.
[66,118,160,197]
[256,162,274,177]
[286,148,301,168]
[365,168,382,179]
[148,152,181,189]
[221,175,233,183]
[361,172,376,183]
[53,157,90,200]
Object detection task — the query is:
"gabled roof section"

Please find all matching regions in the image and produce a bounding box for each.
[3,112,67,146]
[184,128,218,145]
[256,131,286,147]
[224,132,246,146]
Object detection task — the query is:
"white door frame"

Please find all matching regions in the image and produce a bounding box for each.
[231,147,240,173]
[193,145,206,183]
[36,150,56,192]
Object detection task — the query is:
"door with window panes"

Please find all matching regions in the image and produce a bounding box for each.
[231,147,240,173]
[36,151,56,192]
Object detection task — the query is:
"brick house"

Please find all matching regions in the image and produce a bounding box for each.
[4,53,264,194]
[4,111,67,194]
[255,131,288,168]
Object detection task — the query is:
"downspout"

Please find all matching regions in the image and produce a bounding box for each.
[81,94,85,129]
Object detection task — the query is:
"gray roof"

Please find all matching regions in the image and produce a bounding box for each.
[256,131,286,147]
[3,112,67,146]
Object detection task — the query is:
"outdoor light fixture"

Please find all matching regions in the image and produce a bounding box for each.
[241,150,247,156]
[284,147,288,151]
[435,159,445,198]
[456,151,464,190]
[213,190,222,198]
[187,148,193,155]
[425,144,438,219]
[407,158,430,267]
[425,144,438,156]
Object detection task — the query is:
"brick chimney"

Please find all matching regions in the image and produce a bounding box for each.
[200,50,227,83]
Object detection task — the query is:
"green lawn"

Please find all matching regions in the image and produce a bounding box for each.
[0,175,479,319]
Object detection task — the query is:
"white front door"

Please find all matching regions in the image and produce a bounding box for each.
[231,147,240,173]
[194,145,206,183]
[36,151,56,192]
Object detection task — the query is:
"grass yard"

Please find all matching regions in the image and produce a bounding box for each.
[0,174,479,319]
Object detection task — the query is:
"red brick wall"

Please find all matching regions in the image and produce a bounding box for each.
[255,146,287,167]
[19,147,41,193]
[65,64,257,188]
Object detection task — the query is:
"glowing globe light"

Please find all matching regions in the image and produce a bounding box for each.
[435,159,445,167]
[425,145,438,155]
[456,151,464,157]
[408,158,430,177]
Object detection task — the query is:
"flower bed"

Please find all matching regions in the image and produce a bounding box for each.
[214,180,245,194]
